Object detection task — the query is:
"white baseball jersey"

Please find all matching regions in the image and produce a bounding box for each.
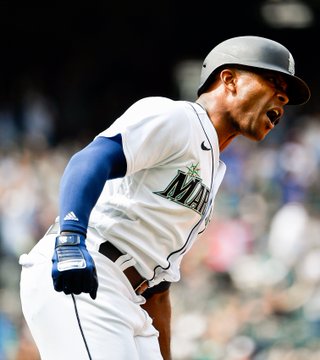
[19,96,227,359]
[89,96,226,287]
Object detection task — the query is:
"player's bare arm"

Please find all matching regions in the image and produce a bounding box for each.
[142,285,172,360]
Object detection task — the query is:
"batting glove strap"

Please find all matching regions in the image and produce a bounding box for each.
[55,234,86,271]
[52,233,98,299]
[56,233,82,246]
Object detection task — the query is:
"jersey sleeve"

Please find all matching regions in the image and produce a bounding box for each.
[58,135,127,235]
[97,97,193,175]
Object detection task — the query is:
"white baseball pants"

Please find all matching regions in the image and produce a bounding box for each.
[19,229,163,360]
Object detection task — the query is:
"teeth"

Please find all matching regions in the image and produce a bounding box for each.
[274,109,279,116]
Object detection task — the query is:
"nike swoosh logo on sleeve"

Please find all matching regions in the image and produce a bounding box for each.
[201,141,211,151]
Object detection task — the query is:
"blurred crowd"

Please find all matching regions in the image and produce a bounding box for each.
[170,109,320,359]
[1,87,320,360]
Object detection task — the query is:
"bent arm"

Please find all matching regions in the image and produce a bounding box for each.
[142,282,172,360]
[59,134,127,235]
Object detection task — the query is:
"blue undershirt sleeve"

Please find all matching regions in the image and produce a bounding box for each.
[59,134,127,235]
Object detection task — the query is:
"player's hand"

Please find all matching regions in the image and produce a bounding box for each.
[52,233,98,299]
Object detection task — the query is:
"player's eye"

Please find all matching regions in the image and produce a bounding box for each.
[264,74,287,93]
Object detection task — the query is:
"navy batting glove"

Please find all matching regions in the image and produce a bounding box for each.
[52,233,98,299]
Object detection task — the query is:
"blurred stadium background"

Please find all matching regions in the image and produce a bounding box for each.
[1,1,320,359]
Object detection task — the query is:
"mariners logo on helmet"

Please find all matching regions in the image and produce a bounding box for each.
[288,52,295,75]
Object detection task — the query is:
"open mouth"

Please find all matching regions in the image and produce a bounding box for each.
[267,109,281,126]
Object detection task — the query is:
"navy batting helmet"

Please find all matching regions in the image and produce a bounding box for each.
[198,36,310,105]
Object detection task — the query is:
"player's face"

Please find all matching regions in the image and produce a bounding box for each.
[233,68,289,141]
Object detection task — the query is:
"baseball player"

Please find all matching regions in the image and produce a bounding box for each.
[19,36,310,360]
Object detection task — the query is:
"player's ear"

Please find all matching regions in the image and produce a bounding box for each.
[220,68,237,92]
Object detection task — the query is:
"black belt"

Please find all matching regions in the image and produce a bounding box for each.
[98,241,149,295]
[46,223,148,295]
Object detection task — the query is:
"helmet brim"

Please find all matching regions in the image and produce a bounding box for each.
[283,73,311,105]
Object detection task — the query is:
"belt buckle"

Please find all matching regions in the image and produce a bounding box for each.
[134,279,149,295]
